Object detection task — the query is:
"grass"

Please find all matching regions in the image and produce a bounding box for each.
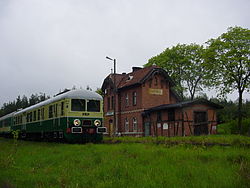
[217,118,250,135]
[0,136,249,188]
[103,134,250,146]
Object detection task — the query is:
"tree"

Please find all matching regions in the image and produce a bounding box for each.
[95,88,104,97]
[205,26,250,134]
[146,43,207,100]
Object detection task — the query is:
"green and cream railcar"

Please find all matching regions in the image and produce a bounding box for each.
[0,112,15,137]
[0,89,106,143]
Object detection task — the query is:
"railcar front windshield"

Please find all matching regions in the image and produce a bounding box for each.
[87,100,100,112]
[71,99,86,111]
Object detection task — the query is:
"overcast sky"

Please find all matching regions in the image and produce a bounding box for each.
[0,0,249,106]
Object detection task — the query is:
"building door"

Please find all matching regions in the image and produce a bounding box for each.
[144,122,151,136]
[194,111,208,135]
[109,119,113,136]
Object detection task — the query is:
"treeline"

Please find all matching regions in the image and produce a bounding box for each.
[211,99,250,123]
[0,93,50,117]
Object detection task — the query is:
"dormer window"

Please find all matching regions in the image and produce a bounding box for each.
[126,75,133,81]
[155,77,158,86]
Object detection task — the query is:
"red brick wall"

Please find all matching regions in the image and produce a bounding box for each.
[119,86,143,112]
[141,74,171,109]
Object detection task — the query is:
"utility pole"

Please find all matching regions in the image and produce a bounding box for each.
[106,56,117,136]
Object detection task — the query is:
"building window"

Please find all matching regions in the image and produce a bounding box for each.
[111,96,114,109]
[133,117,137,131]
[125,93,129,106]
[125,118,129,132]
[107,97,110,110]
[168,109,175,121]
[155,77,158,86]
[157,111,162,122]
[132,92,137,106]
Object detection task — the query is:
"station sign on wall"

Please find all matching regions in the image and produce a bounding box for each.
[148,88,163,95]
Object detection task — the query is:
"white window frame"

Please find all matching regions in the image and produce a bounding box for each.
[132,92,137,106]
[133,117,137,131]
[125,118,129,132]
[125,93,129,106]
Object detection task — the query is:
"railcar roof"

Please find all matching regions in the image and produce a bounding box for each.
[14,89,102,115]
[0,112,16,121]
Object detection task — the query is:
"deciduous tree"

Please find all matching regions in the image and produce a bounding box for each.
[205,26,250,134]
[146,43,207,100]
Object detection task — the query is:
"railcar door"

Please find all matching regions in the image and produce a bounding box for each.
[109,119,113,136]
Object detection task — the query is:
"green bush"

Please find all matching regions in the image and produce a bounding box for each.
[217,118,250,135]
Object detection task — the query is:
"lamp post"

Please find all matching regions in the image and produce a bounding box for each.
[106,56,116,136]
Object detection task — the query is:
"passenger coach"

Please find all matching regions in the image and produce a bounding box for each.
[0,89,106,143]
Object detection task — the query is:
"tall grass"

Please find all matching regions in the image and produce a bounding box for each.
[0,138,249,188]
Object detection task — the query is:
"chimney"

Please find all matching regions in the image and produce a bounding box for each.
[132,67,142,72]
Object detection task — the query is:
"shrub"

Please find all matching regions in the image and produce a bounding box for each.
[217,118,250,135]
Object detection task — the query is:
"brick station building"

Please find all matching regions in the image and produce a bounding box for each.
[101,65,222,137]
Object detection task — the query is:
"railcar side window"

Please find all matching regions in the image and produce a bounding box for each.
[33,111,37,121]
[49,105,53,118]
[87,100,100,112]
[61,102,64,116]
[38,109,41,121]
[29,112,32,122]
[41,108,44,120]
[71,99,86,111]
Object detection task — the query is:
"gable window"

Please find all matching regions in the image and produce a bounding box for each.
[125,93,129,106]
[155,77,158,86]
[132,92,137,106]
[125,118,129,132]
[133,117,137,131]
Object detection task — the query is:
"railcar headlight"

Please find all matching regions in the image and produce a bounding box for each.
[94,119,101,126]
[74,119,81,126]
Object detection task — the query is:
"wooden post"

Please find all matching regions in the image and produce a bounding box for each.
[185,111,193,135]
